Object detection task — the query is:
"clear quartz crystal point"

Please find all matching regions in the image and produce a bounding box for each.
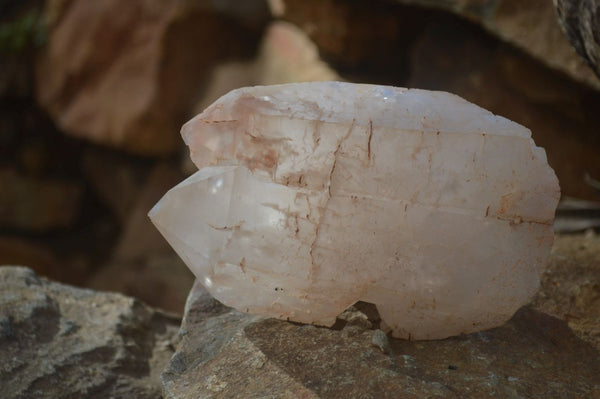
[149,82,560,340]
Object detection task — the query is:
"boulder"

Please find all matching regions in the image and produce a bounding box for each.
[36,0,267,155]
[533,232,600,350]
[396,0,600,89]
[272,0,599,89]
[185,20,340,174]
[555,0,600,78]
[268,0,427,84]
[193,21,340,114]
[163,272,600,398]
[0,266,180,398]
[264,2,600,201]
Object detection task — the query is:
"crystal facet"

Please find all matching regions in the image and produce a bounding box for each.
[149,82,560,339]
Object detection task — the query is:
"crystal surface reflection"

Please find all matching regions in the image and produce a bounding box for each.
[149,82,560,339]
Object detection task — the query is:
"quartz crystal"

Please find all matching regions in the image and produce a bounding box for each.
[149,82,560,340]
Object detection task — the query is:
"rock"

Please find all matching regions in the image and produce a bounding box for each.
[555,0,600,78]
[0,167,82,231]
[0,266,180,398]
[194,21,340,114]
[270,0,428,83]
[162,280,600,398]
[533,232,600,350]
[36,0,267,155]
[337,305,373,330]
[371,329,391,354]
[273,0,599,89]
[255,22,340,84]
[184,20,340,175]
[398,0,600,89]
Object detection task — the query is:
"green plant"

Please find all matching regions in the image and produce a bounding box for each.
[0,9,46,55]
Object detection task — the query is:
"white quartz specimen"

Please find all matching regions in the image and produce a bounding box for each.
[149,82,560,340]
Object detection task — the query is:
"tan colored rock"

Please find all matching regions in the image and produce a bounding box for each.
[186,21,340,174]
[533,232,600,350]
[194,21,340,114]
[36,0,266,155]
[161,279,600,398]
[256,22,340,85]
[397,0,600,89]
[271,0,421,82]
[490,0,599,89]
[274,0,599,89]
[555,0,600,78]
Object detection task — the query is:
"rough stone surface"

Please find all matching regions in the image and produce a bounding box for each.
[151,82,560,340]
[0,266,180,399]
[162,279,600,398]
[533,232,600,350]
[555,0,600,78]
[194,21,340,114]
[396,0,600,89]
[255,22,340,85]
[273,0,599,89]
[36,0,267,155]
[270,0,428,83]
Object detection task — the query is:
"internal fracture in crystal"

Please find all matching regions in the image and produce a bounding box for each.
[149,82,560,340]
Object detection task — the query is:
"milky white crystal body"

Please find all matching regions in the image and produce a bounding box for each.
[149,82,560,340]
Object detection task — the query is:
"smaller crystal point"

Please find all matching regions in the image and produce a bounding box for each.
[150,82,560,340]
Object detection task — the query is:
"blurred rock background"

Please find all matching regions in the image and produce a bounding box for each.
[2,0,600,397]
[1,0,600,316]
